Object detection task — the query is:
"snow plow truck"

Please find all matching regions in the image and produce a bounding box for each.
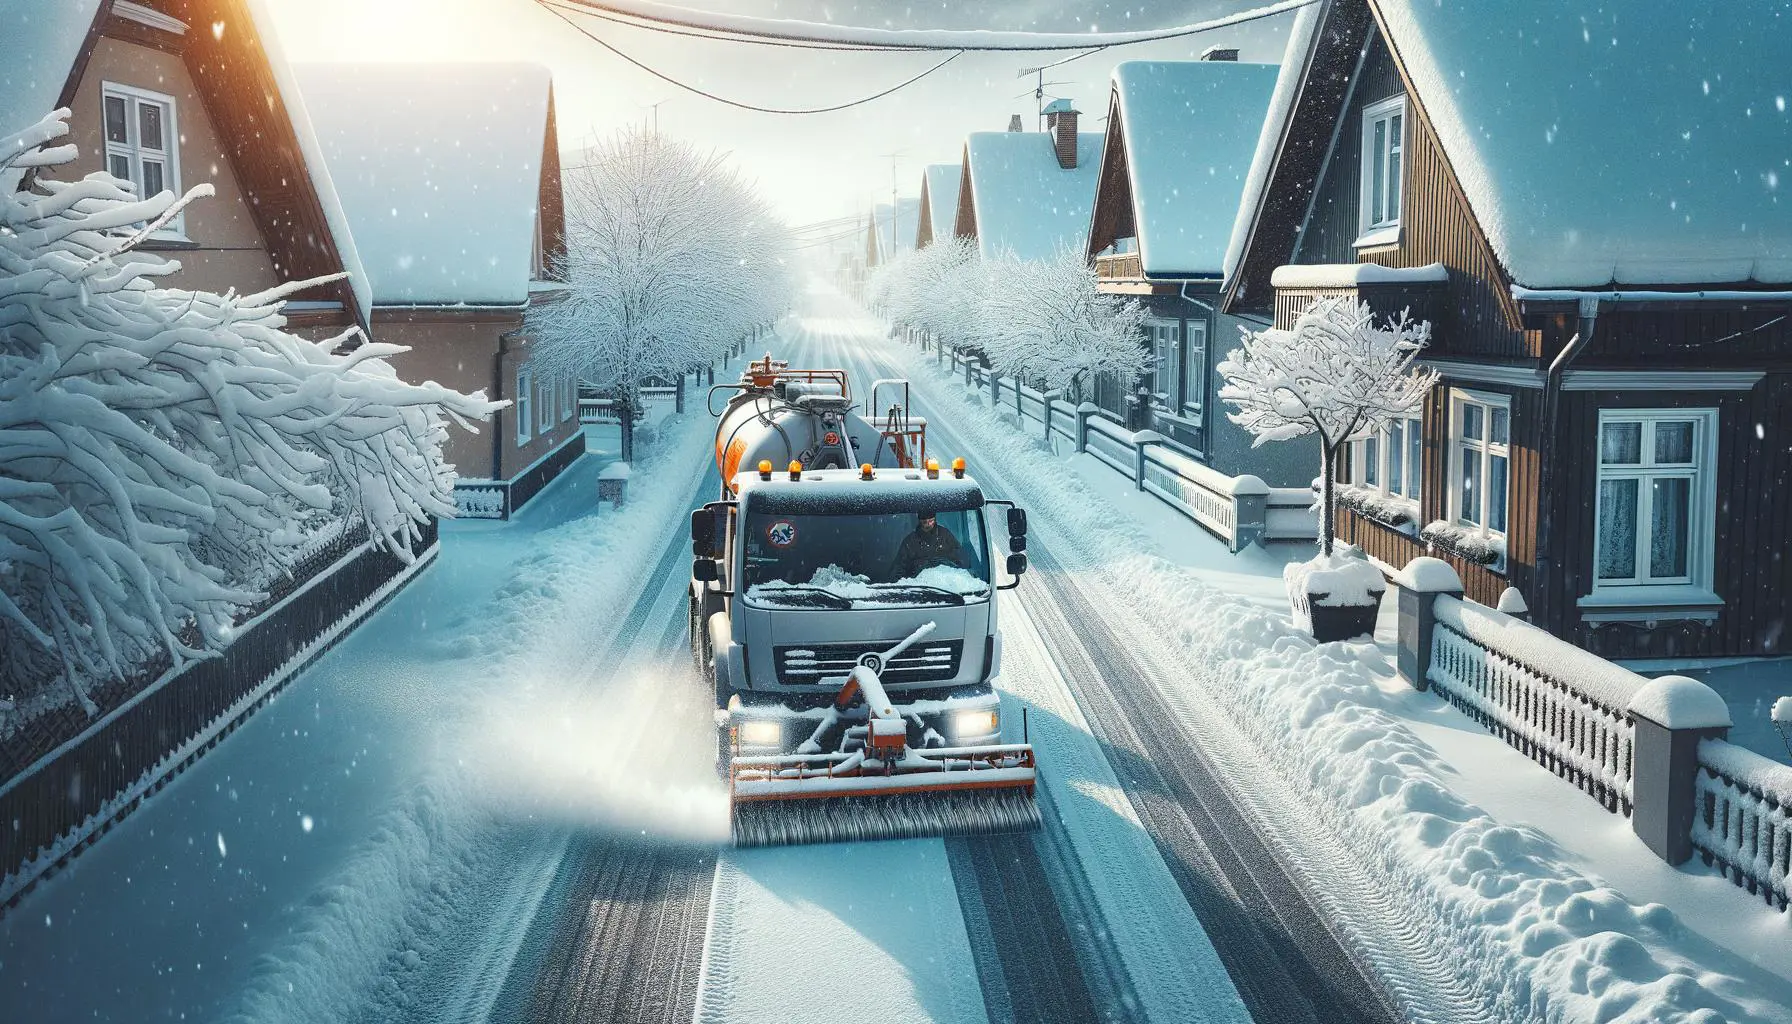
[691,356,1038,847]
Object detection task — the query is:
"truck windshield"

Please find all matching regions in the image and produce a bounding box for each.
[743,509,990,608]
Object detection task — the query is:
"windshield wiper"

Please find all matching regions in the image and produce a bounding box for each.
[870,583,977,604]
[753,584,856,608]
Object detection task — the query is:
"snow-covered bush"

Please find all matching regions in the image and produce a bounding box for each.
[527,129,792,461]
[977,247,1148,400]
[1420,520,1504,566]
[0,110,498,715]
[872,241,1146,403]
[1218,296,1436,560]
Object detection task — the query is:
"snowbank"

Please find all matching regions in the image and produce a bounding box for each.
[1285,546,1386,606]
[1774,696,1792,725]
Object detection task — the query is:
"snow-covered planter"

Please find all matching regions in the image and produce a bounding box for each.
[1419,520,1505,567]
[1218,295,1435,638]
[453,486,507,520]
[1335,483,1418,531]
[1285,544,1386,641]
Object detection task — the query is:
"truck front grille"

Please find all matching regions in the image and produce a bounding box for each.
[775,639,964,686]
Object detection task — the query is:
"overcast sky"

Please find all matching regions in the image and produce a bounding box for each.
[265,0,1293,230]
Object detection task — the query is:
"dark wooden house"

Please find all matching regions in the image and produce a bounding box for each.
[1084,54,1311,485]
[1225,0,1792,660]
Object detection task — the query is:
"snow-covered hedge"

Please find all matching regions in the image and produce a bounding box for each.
[1420,520,1505,566]
[0,110,498,717]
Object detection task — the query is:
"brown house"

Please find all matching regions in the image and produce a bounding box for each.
[1,0,367,335]
[1225,0,1792,660]
[296,62,579,519]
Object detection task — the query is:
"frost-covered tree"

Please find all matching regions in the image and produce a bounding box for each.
[527,129,792,461]
[977,247,1148,402]
[1217,296,1437,556]
[0,110,499,715]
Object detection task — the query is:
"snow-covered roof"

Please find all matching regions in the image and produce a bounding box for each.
[0,0,103,191]
[295,62,554,307]
[921,163,960,244]
[1223,1,1323,282]
[1375,0,1792,288]
[893,197,918,256]
[963,131,1104,261]
[1271,262,1448,288]
[1110,60,1280,278]
[250,0,372,325]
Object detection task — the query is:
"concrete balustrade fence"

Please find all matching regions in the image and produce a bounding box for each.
[1394,557,1790,909]
[938,345,1301,552]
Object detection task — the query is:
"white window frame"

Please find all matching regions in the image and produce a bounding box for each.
[1355,94,1406,248]
[1181,319,1207,420]
[560,375,574,422]
[537,374,554,433]
[1350,411,1423,506]
[1447,388,1510,541]
[515,367,533,445]
[1145,318,1179,411]
[1591,408,1717,593]
[101,82,184,238]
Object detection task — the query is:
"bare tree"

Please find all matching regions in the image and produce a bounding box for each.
[528,129,792,461]
[1217,296,1436,557]
[0,110,499,716]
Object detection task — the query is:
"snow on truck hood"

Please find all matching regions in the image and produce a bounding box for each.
[748,565,990,609]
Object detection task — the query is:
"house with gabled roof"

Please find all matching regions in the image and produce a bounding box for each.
[954,102,1103,261]
[296,61,580,519]
[1084,54,1306,483]
[916,163,960,248]
[1224,0,1792,660]
[1,0,368,336]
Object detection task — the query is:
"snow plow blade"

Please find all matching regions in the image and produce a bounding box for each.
[730,745,1040,847]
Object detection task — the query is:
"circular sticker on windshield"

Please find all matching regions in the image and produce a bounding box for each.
[766,520,797,547]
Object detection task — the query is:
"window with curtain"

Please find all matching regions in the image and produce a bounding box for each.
[1357,95,1405,245]
[102,83,182,235]
[1351,413,1422,503]
[1594,409,1715,588]
[1146,320,1179,411]
[1181,319,1207,420]
[1449,390,1509,536]
[515,368,533,445]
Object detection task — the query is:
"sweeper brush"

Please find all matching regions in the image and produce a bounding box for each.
[727,625,1040,847]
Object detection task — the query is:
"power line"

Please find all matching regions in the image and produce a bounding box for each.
[545,0,1318,52]
[540,1,965,115]
[540,0,913,51]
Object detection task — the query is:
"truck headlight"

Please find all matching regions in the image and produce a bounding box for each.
[738,719,782,747]
[951,709,999,737]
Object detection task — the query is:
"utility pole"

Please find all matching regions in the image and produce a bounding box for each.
[876,150,903,259]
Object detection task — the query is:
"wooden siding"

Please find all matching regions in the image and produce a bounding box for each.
[1337,508,1508,608]
[1226,0,1374,315]
[1086,87,1136,262]
[1541,376,1792,660]
[1576,304,1792,367]
[1293,33,1533,360]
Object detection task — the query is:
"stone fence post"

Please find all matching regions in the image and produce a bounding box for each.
[1391,556,1463,691]
[1229,475,1270,552]
[1628,676,1731,865]
[1040,391,1061,442]
[1130,430,1164,491]
[1074,403,1099,454]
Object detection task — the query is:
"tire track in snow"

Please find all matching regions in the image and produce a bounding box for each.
[854,311,1497,1024]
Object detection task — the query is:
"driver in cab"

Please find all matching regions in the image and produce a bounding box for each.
[891,512,967,580]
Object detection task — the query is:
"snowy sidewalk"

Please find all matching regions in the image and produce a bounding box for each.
[870,319,1792,1024]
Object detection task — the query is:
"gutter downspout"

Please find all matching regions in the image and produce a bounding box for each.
[495,328,519,483]
[1533,296,1596,628]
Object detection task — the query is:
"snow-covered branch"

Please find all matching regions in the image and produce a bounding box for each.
[1,109,500,716]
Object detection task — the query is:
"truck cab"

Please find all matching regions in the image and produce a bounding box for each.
[690,463,1029,758]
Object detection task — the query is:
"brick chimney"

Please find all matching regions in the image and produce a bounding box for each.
[1006,114,1024,132]
[1042,98,1080,169]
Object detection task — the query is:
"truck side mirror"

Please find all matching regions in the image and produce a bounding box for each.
[1008,534,1026,553]
[1006,507,1028,537]
[693,557,719,583]
[691,508,716,557]
[1006,553,1028,577]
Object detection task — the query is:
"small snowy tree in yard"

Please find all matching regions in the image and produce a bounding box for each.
[1217,295,1436,637]
[978,247,1148,402]
[0,110,500,717]
[528,129,792,462]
